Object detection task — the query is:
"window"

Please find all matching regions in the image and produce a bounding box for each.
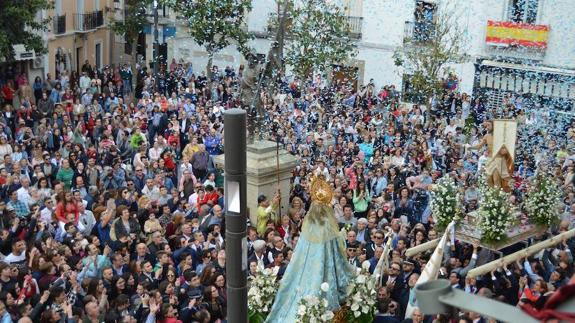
[341,0,363,17]
[508,0,538,23]
[413,1,436,41]
[125,35,132,55]
[146,4,169,17]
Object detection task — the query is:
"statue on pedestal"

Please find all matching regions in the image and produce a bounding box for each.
[265,176,354,322]
[469,120,517,192]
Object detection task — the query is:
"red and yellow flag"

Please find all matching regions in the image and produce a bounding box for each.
[486,20,550,48]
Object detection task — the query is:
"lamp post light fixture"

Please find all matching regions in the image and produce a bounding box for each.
[223,109,248,323]
[415,280,538,323]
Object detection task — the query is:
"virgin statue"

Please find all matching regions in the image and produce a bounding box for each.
[265,176,355,322]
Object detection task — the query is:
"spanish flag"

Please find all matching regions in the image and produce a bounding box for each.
[486,20,550,48]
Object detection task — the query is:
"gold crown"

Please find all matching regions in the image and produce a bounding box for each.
[310,175,333,205]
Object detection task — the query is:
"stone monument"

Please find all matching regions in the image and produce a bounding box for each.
[215,141,298,226]
[218,4,297,225]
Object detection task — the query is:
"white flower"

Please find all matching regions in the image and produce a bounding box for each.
[307,296,320,307]
[320,282,329,292]
[356,274,366,284]
[272,266,280,276]
[362,261,371,270]
[298,305,307,316]
[322,311,335,321]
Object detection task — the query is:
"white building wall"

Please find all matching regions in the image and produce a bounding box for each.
[361,0,412,47]
[167,0,574,94]
[356,46,401,87]
[248,0,276,33]
[539,0,575,69]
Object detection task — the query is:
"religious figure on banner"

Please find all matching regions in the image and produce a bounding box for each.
[265,175,355,322]
[469,120,517,192]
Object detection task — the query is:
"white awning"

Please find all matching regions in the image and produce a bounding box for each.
[480,59,575,77]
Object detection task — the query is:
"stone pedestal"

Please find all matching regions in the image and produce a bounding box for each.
[215,140,298,226]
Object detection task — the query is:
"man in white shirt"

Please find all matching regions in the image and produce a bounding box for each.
[187,184,201,213]
[16,177,32,207]
[3,240,27,270]
[148,140,164,161]
[40,197,55,224]
[79,72,91,92]
[78,203,96,236]
[142,178,160,202]
[443,119,458,136]
[313,160,330,180]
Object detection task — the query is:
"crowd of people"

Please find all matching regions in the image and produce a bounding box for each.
[0,54,574,323]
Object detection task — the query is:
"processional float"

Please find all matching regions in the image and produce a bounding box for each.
[404,119,575,321]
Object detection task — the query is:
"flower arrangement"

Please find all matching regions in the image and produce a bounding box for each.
[295,283,335,323]
[524,175,562,227]
[431,176,464,231]
[248,267,280,323]
[344,261,377,323]
[478,185,514,244]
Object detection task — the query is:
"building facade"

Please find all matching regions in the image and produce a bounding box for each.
[167,0,575,112]
[47,0,126,77]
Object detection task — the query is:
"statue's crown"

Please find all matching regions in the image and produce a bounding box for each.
[310,175,333,205]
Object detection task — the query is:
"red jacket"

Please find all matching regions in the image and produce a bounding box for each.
[198,191,218,208]
[55,201,79,224]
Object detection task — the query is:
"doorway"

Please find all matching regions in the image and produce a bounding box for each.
[76,47,82,74]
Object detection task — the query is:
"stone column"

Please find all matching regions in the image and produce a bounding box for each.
[214,140,298,227]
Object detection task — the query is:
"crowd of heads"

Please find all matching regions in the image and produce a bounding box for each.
[0,56,574,323]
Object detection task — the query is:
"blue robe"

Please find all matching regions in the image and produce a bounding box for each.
[265,202,355,322]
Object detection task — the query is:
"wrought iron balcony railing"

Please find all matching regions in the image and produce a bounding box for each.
[74,10,104,32]
[404,20,435,43]
[346,16,363,39]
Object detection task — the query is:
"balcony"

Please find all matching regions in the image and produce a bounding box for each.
[345,16,363,39]
[53,14,66,35]
[404,21,435,44]
[74,10,104,32]
[267,14,363,40]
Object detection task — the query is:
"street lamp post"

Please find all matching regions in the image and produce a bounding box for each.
[153,0,159,92]
[224,109,248,323]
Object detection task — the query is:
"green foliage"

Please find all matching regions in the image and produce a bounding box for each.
[169,0,253,60]
[0,0,53,62]
[478,185,514,244]
[248,309,266,323]
[284,0,357,79]
[110,0,152,41]
[431,176,464,232]
[394,3,468,103]
[524,175,562,227]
